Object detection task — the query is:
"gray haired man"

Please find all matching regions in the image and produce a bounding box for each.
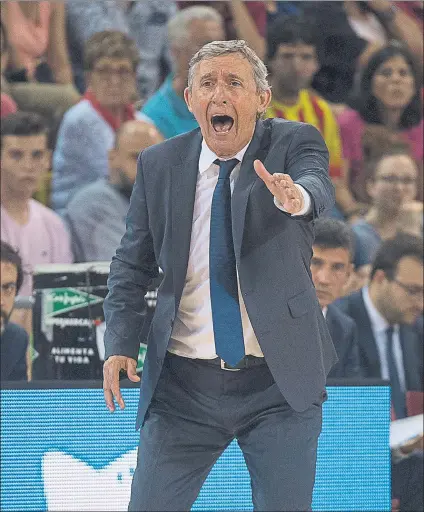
[103,40,336,510]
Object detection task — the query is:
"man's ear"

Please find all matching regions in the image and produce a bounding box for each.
[257,89,272,115]
[184,87,193,112]
[108,148,117,168]
[85,71,92,88]
[312,57,320,77]
[373,268,386,284]
[346,262,354,282]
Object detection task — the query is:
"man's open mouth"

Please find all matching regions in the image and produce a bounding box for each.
[211,115,234,133]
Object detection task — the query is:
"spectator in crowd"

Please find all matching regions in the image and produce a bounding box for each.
[265,15,345,218]
[0,2,80,120]
[66,1,177,99]
[141,6,225,139]
[352,146,419,269]
[0,241,28,381]
[300,1,423,105]
[336,233,423,419]
[0,112,73,300]
[311,218,361,378]
[343,1,423,58]
[338,44,423,211]
[179,1,266,59]
[52,31,143,216]
[65,120,163,263]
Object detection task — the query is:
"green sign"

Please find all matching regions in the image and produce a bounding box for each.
[44,288,104,317]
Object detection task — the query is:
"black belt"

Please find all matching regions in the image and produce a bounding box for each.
[168,352,267,371]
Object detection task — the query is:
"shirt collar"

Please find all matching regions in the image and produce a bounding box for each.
[362,286,391,333]
[198,139,251,174]
[83,90,135,132]
[322,307,328,318]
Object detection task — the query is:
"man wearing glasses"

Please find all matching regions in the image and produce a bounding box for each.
[0,241,28,381]
[336,232,423,419]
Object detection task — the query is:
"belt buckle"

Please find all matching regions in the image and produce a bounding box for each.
[220,359,242,371]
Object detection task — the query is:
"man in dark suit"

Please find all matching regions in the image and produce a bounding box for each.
[310,218,360,378]
[335,233,423,419]
[103,40,336,510]
[0,241,28,381]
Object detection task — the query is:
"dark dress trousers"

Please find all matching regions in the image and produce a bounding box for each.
[103,118,337,510]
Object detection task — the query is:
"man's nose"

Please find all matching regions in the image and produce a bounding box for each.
[293,56,305,72]
[391,72,403,83]
[109,73,121,85]
[316,268,331,284]
[211,83,228,104]
[21,154,35,170]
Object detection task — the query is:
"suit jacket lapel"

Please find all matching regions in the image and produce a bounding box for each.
[232,119,271,260]
[326,306,344,349]
[399,326,421,389]
[171,129,202,310]
[352,292,382,377]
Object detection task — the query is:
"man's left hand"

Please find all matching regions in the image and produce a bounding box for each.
[254,159,304,214]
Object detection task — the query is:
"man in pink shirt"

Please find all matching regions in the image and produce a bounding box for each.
[1,111,73,299]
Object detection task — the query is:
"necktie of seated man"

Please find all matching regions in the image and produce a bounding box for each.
[209,158,245,366]
[386,326,407,419]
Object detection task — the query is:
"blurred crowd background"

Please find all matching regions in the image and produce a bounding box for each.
[0,1,423,509]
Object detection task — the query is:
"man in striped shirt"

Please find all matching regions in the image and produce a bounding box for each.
[265,15,343,181]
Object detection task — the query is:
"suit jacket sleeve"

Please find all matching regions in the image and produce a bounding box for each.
[285,123,335,218]
[103,154,159,361]
[9,344,28,381]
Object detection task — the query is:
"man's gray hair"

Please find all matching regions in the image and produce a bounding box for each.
[167,6,223,48]
[188,40,270,93]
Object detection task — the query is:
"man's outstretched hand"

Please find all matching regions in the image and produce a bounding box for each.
[254,159,304,214]
[103,355,140,412]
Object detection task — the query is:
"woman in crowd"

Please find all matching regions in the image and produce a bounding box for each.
[337,44,423,215]
[52,30,141,215]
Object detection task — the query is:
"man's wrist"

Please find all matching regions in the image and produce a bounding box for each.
[273,185,311,216]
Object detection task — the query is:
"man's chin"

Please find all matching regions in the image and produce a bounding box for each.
[205,134,235,154]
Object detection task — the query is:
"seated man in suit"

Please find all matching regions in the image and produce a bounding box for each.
[311,218,360,378]
[335,232,423,419]
[0,240,28,381]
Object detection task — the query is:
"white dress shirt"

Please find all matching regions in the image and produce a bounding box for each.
[362,287,406,391]
[168,139,311,359]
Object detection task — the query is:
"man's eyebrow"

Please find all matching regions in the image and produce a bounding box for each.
[199,72,215,81]
[227,73,244,82]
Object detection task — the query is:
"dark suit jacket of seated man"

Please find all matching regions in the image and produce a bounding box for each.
[0,322,28,381]
[326,303,361,378]
[103,40,337,511]
[335,288,423,392]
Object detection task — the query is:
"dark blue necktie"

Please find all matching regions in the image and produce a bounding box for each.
[386,326,406,419]
[209,158,245,366]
